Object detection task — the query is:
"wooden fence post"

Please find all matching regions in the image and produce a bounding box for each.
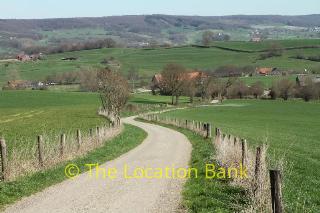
[0,138,8,181]
[241,139,247,167]
[233,137,237,146]
[60,134,66,158]
[222,134,226,142]
[96,127,100,137]
[254,146,262,196]
[270,170,283,213]
[77,129,81,150]
[89,128,93,137]
[37,135,44,167]
[206,123,212,138]
[255,146,262,177]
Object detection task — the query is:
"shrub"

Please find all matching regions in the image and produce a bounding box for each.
[250,81,265,98]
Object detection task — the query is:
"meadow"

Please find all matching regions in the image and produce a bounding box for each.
[0,91,179,151]
[211,39,320,51]
[1,39,319,86]
[160,99,320,212]
[0,90,106,151]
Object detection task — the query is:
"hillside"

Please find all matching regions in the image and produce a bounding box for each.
[1,14,320,57]
[1,40,319,87]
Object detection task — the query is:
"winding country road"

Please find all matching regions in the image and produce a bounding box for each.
[4,116,192,213]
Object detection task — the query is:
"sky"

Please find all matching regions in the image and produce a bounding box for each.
[0,0,319,19]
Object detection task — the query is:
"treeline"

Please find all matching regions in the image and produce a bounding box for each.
[294,53,320,62]
[154,63,320,104]
[19,38,117,55]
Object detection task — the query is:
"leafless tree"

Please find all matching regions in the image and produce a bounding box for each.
[227,79,248,99]
[127,67,139,91]
[270,81,279,100]
[250,81,265,98]
[98,68,130,125]
[198,76,214,101]
[297,77,319,101]
[202,31,214,46]
[184,78,198,103]
[160,63,187,105]
[278,78,295,100]
[79,67,99,92]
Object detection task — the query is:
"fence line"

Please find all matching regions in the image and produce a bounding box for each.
[140,112,283,213]
[0,123,122,182]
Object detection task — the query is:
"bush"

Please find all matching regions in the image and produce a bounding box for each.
[250,81,265,98]
[297,78,320,102]
[226,79,248,99]
[270,78,294,100]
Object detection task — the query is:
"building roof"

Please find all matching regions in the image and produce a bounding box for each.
[256,67,273,75]
[152,71,207,84]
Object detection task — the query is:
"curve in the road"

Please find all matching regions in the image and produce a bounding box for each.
[4,116,192,213]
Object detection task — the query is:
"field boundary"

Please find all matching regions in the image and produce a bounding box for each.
[0,124,147,210]
[139,112,284,212]
[0,119,121,181]
[190,44,320,53]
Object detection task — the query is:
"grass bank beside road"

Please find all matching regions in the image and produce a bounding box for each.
[137,118,247,212]
[0,124,147,210]
[160,99,320,212]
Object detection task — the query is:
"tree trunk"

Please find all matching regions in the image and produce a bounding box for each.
[175,95,179,105]
[171,95,174,105]
[190,95,194,103]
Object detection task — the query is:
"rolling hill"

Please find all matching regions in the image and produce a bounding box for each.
[1,14,320,58]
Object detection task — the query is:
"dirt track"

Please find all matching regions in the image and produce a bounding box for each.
[4,116,192,213]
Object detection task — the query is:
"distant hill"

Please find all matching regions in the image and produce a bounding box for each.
[0,14,320,57]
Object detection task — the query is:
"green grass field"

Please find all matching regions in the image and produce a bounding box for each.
[160,99,320,212]
[0,124,146,210]
[211,39,320,51]
[0,90,106,151]
[0,90,177,150]
[129,93,189,104]
[1,39,319,86]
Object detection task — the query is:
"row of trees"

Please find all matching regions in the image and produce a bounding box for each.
[270,78,320,101]
[22,38,117,55]
[157,63,320,104]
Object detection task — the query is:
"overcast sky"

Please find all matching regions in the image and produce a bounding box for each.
[1,0,319,19]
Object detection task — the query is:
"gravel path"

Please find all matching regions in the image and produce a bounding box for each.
[4,116,192,213]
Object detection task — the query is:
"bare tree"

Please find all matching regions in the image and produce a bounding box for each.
[297,77,319,101]
[184,78,198,103]
[210,78,227,102]
[227,79,248,99]
[199,76,214,101]
[79,67,99,92]
[270,81,279,100]
[250,81,265,98]
[278,78,294,100]
[160,63,186,105]
[98,68,130,125]
[127,67,139,91]
[202,31,214,46]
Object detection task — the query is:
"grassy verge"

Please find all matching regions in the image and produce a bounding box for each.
[137,118,247,212]
[0,124,147,210]
[160,99,320,212]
